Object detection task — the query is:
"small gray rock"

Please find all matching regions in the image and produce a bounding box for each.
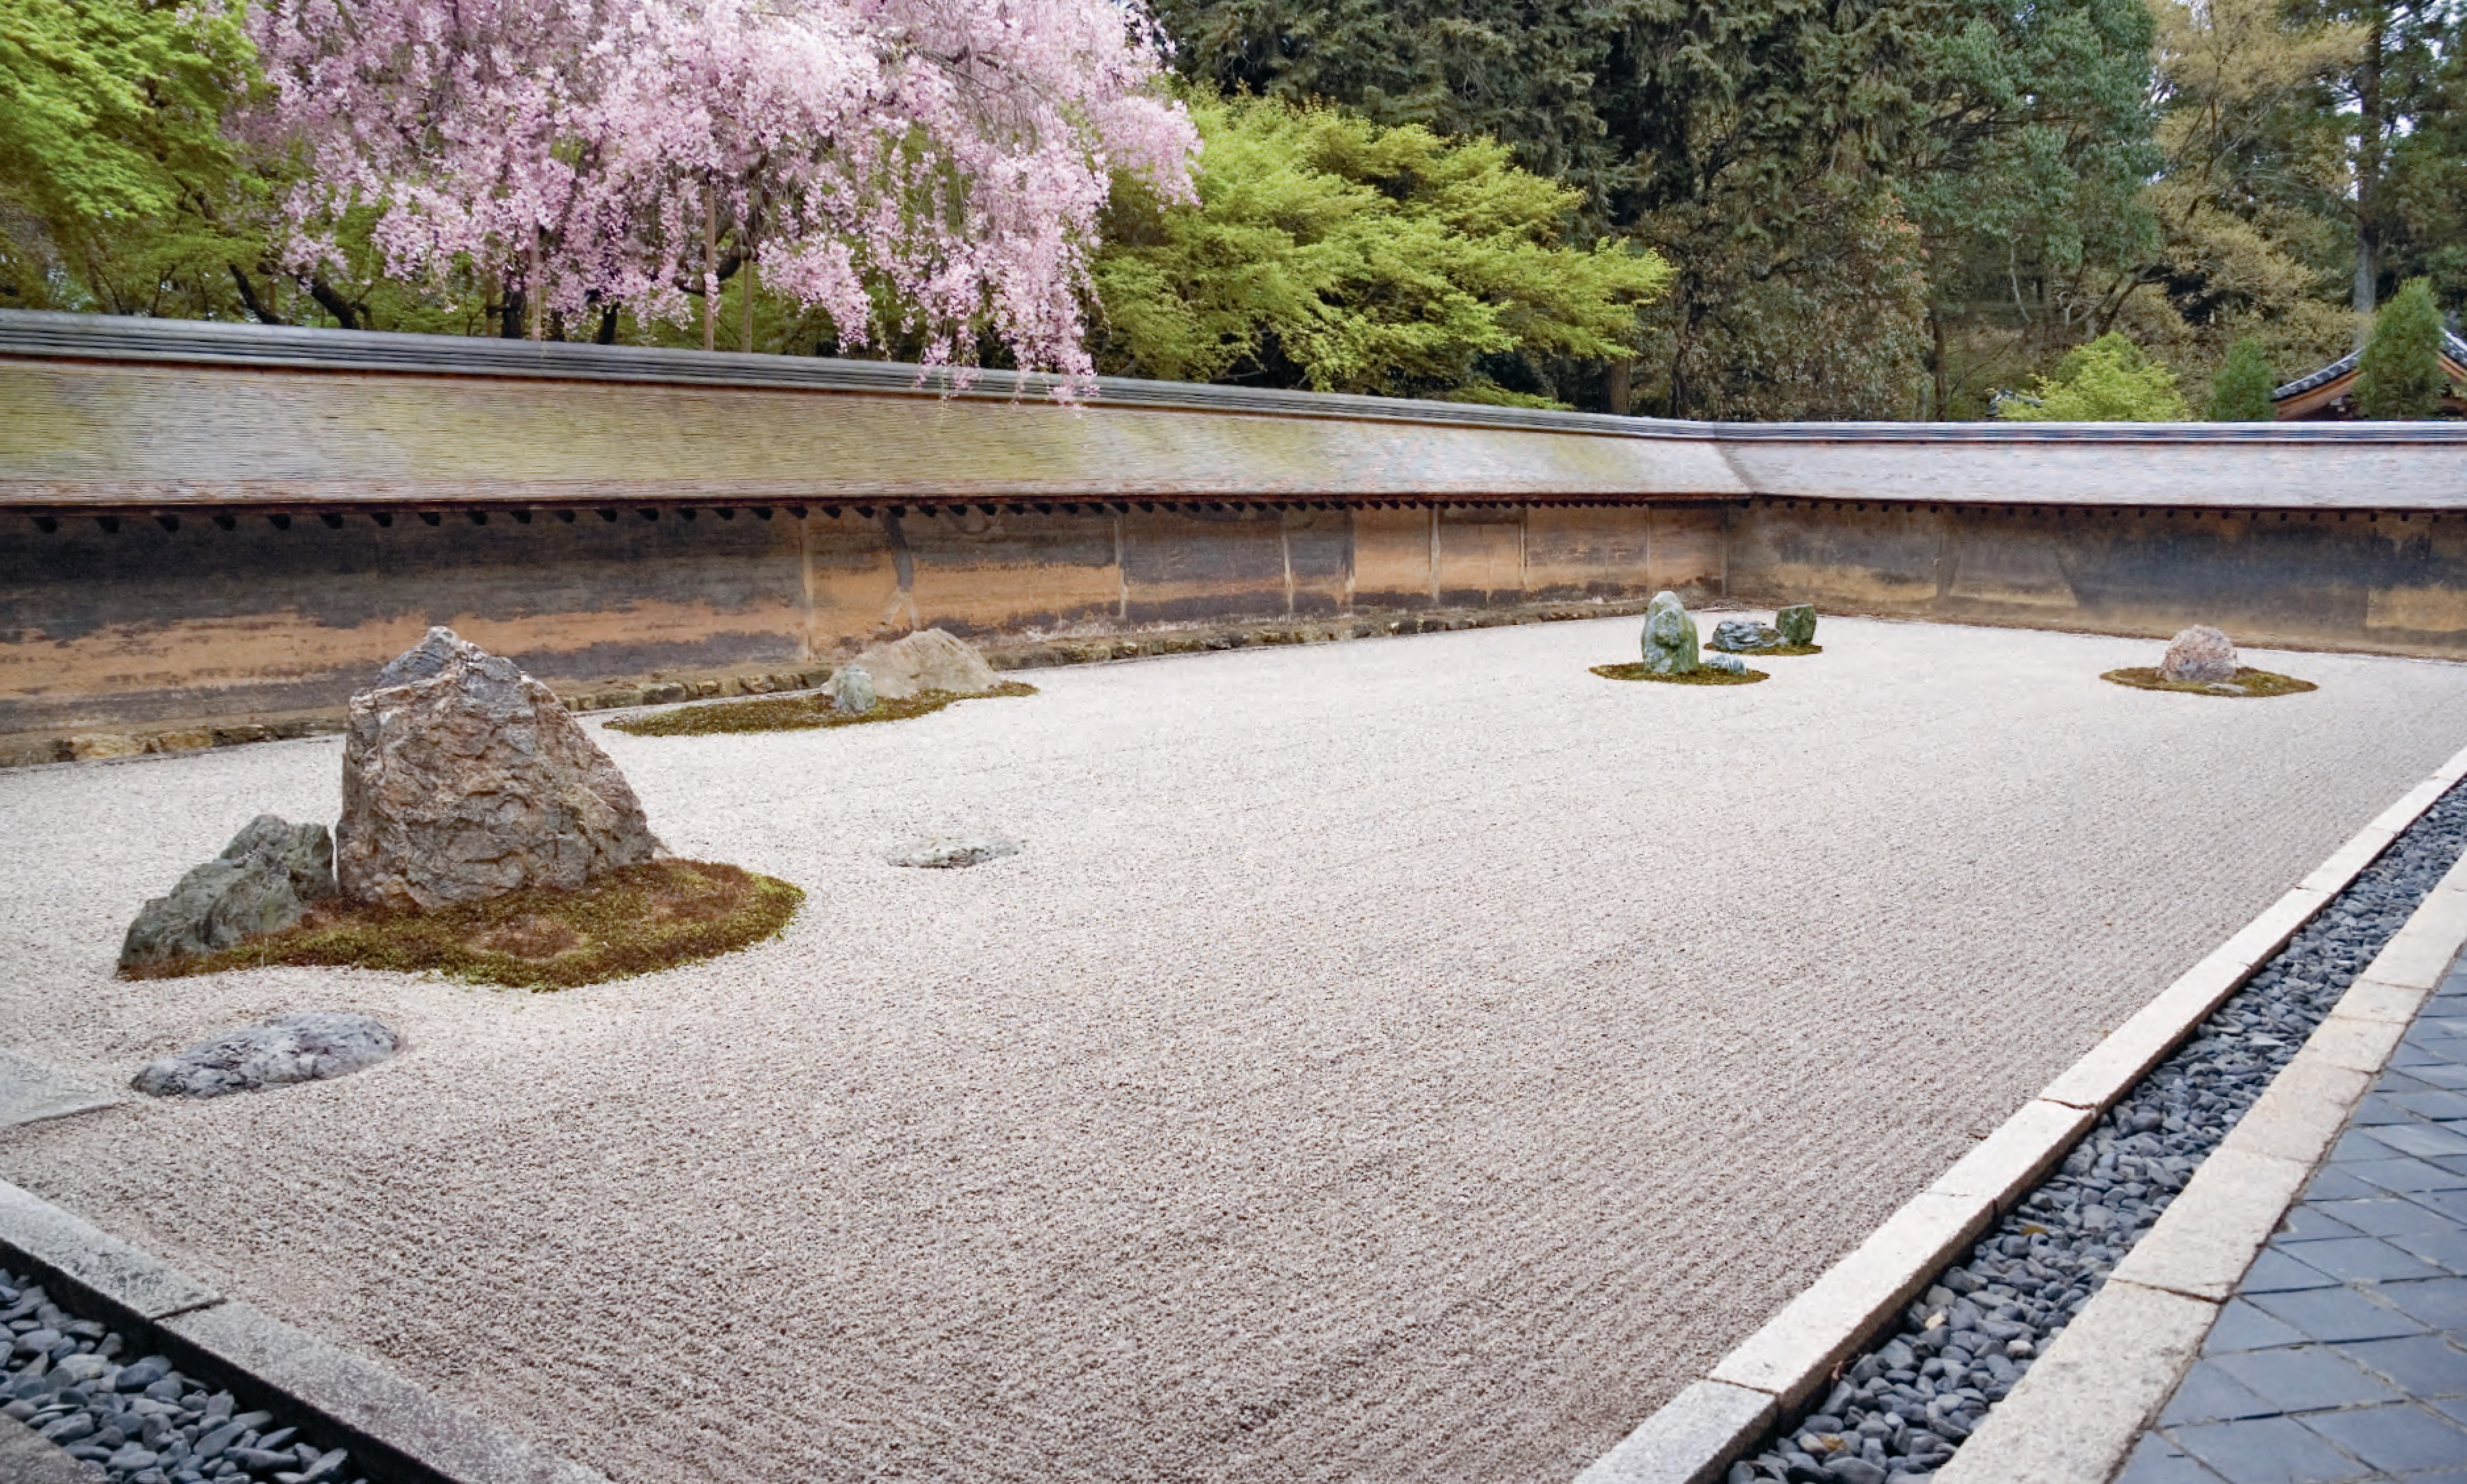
[1708,618,1782,653]
[829,665,878,716]
[1703,652,1747,675]
[119,816,337,968]
[2158,624,2237,683]
[887,835,1020,870]
[130,1014,401,1099]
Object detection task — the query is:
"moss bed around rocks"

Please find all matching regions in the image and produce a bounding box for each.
[120,860,804,990]
[1590,662,1770,685]
[1711,643,1823,658]
[607,681,1037,737]
[2101,666,2318,699]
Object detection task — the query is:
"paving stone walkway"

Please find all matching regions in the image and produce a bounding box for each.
[2122,957,2467,1483]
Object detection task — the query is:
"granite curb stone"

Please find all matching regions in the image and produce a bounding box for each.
[0,1179,608,1484]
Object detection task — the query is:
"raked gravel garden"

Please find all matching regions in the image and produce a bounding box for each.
[5,614,2467,1484]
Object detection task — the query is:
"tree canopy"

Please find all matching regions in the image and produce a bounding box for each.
[1996,332,2192,420]
[1088,95,1671,405]
[2355,277,2453,416]
[2206,338,2280,420]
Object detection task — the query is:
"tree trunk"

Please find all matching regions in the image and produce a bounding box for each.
[741,254,756,354]
[1930,309,1949,421]
[2353,5,2387,339]
[1603,357,1632,415]
[703,187,718,353]
[526,234,545,341]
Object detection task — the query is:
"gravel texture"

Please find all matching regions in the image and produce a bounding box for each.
[1729,769,2467,1483]
[0,1266,361,1484]
[4,616,2467,1484]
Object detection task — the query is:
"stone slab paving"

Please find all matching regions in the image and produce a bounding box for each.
[2122,960,2467,1483]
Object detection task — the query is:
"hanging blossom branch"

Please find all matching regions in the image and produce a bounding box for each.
[245,0,1199,383]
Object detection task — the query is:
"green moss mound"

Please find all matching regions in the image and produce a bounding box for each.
[2101,666,2316,699]
[1733,643,1822,658]
[122,860,803,990]
[609,681,1037,737]
[1591,662,1769,685]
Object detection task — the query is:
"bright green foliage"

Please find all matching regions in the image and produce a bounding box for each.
[2206,338,2280,420]
[2355,278,2453,418]
[1998,333,2192,420]
[1088,96,1672,407]
[0,0,260,312]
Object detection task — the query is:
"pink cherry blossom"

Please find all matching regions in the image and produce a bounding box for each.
[247,0,1197,382]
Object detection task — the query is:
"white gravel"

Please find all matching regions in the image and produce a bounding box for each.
[1,615,2463,1484]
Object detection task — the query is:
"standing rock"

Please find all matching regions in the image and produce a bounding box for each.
[337,628,662,910]
[120,816,337,968]
[131,1013,400,1098]
[1709,618,1782,653]
[828,664,879,716]
[1639,591,1701,674]
[847,629,1001,699]
[2158,625,2238,683]
[1775,604,1818,647]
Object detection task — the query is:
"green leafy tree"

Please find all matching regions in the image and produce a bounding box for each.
[0,0,269,314]
[1088,95,1672,406]
[2354,277,2452,416]
[2207,337,2280,420]
[1997,332,2192,420]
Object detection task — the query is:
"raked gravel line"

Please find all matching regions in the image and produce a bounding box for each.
[3,616,2467,1484]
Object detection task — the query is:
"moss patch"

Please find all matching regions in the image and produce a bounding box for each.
[1591,662,1769,685]
[1716,643,1823,658]
[2101,666,2318,699]
[609,681,1037,737]
[121,860,803,990]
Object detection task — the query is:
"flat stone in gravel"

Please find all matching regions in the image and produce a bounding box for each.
[887,835,1020,869]
[130,1014,401,1099]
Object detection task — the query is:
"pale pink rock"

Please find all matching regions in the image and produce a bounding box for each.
[845,629,1002,700]
[2158,626,2239,684]
[337,629,662,909]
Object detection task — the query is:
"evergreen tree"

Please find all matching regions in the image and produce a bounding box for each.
[2207,339,2280,420]
[2354,277,2451,417]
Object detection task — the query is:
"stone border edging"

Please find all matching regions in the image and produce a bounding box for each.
[1933,841,2467,1483]
[1572,741,2467,1484]
[0,1180,608,1484]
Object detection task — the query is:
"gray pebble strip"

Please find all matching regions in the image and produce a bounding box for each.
[1732,779,2467,1484]
[0,1268,362,1484]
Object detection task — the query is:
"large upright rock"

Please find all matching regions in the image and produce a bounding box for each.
[338,628,662,910]
[1774,605,1818,647]
[847,629,1001,700]
[120,816,337,968]
[2158,626,2238,683]
[1639,591,1701,675]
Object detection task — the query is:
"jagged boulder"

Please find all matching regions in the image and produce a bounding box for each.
[1775,605,1818,647]
[829,664,878,715]
[848,629,1001,699]
[132,1012,400,1098]
[1639,591,1700,675]
[120,816,336,968]
[337,628,662,910]
[1710,618,1782,653]
[2158,626,2238,683]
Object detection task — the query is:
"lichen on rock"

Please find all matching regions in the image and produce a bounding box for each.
[1639,591,1701,674]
